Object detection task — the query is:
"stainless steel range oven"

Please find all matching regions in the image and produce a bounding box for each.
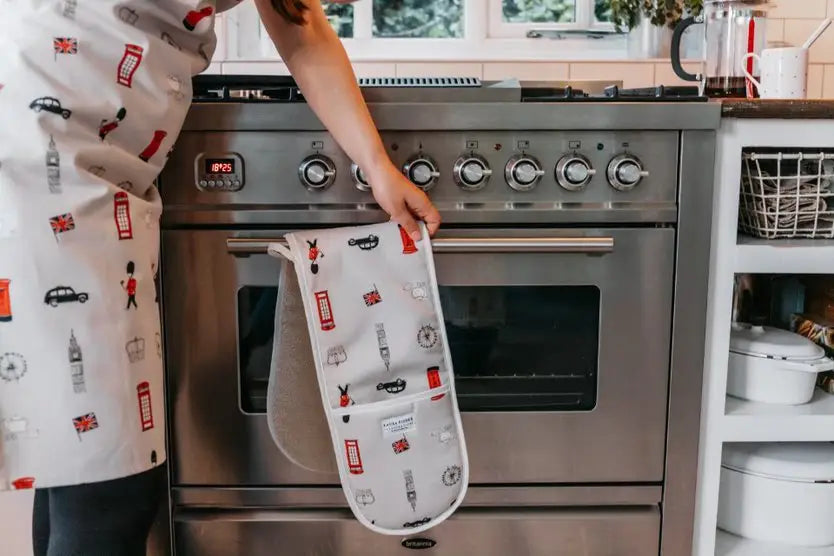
[160,77,720,555]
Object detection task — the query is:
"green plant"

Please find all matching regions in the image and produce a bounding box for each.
[610,0,703,31]
[645,0,684,27]
[609,0,643,30]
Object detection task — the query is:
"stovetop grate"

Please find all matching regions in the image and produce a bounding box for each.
[190,75,707,103]
[358,76,481,88]
[520,84,707,103]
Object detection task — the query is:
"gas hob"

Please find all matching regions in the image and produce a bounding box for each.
[192,74,708,104]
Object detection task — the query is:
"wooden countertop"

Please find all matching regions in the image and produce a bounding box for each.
[721,99,834,119]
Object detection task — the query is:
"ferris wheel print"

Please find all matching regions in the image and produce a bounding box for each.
[417,324,438,349]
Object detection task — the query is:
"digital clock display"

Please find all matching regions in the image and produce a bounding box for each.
[206,159,235,174]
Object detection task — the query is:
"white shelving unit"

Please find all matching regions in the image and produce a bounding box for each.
[716,530,834,556]
[735,236,834,274]
[723,390,834,442]
[693,117,834,556]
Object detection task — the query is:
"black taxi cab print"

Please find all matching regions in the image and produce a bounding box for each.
[377,378,406,394]
[44,286,88,307]
[29,96,72,119]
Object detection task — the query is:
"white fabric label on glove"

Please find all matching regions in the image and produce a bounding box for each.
[381,412,416,437]
[268,221,469,536]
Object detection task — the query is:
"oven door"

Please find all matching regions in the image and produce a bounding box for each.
[162,227,673,486]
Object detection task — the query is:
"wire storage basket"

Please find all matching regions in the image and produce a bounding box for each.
[739,150,834,239]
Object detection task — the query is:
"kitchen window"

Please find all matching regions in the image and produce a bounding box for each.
[489,0,614,38]
[324,2,354,37]
[228,0,628,63]
[326,1,613,39]
[372,0,464,38]
[320,0,464,39]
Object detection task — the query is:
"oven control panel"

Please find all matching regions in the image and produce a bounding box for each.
[177,132,678,212]
[194,152,245,192]
[280,132,675,206]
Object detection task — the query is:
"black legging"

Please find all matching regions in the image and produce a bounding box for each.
[32,464,165,556]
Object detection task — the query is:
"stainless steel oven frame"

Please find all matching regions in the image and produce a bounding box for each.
[159,100,719,555]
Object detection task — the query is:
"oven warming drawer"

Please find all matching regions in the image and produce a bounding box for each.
[174,506,660,556]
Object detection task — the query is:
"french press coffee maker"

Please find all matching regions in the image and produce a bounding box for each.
[671,0,769,98]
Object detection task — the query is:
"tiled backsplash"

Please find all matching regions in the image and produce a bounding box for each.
[211,2,834,98]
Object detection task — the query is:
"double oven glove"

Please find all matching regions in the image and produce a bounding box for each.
[268,221,469,535]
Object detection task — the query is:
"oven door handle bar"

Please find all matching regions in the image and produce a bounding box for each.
[226,236,614,255]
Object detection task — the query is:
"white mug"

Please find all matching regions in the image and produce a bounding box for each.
[742,47,808,99]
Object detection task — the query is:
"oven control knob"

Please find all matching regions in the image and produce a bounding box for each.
[351,162,371,192]
[298,155,336,190]
[556,154,595,191]
[505,154,545,192]
[607,154,649,191]
[403,155,440,191]
[453,154,492,191]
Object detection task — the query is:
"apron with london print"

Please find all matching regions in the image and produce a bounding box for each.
[0,0,241,491]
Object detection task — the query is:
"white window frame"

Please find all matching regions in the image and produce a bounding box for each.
[488,0,613,39]
[223,0,628,64]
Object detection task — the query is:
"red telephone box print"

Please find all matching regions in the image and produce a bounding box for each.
[427,366,445,400]
[137,381,154,431]
[114,191,133,240]
[0,279,11,322]
[315,291,335,330]
[117,44,143,88]
[344,439,363,474]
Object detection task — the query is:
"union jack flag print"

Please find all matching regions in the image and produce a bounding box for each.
[53,37,78,58]
[363,284,382,307]
[72,412,99,439]
[49,213,75,240]
[392,435,410,454]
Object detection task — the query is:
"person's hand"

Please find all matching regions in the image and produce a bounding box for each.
[367,161,441,241]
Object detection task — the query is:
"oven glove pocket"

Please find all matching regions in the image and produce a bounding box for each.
[267,221,469,536]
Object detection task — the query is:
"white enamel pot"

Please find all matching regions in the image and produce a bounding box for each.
[727,323,834,405]
[719,442,834,547]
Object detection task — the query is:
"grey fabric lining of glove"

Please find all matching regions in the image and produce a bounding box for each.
[267,262,337,474]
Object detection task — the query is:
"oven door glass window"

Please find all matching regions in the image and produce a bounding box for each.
[237,285,599,414]
[440,286,600,412]
[238,286,277,414]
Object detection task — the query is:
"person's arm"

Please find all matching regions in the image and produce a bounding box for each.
[252,0,440,240]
